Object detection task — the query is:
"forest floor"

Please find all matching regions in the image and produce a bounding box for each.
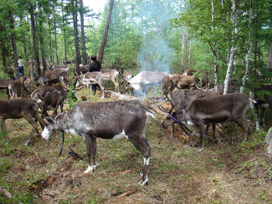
[0,87,272,204]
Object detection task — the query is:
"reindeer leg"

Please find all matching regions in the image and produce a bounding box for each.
[23,113,39,146]
[83,134,95,173]
[129,136,151,186]
[199,124,205,151]
[90,136,99,169]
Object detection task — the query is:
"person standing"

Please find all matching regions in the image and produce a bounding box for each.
[89,55,101,94]
[17,56,24,77]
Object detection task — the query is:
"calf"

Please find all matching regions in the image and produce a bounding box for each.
[100,69,119,93]
[37,68,69,87]
[183,69,197,76]
[0,99,45,145]
[163,93,251,150]
[161,89,220,138]
[74,71,105,99]
[41,100,155,186]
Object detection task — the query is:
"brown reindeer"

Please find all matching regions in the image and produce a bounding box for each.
[161,93,252,151]
[0,99,45,145]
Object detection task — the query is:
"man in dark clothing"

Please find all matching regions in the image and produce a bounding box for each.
[89,55,101,94]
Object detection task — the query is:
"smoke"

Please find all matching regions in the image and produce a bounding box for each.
[136,0,176,73]
[137,37,174,73]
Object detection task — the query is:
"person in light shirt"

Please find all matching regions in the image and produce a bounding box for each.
[17,56,24,76]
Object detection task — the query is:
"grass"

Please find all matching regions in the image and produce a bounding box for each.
[0,87,272,203]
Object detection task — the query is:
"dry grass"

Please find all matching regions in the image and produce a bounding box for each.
[0,88,272,204]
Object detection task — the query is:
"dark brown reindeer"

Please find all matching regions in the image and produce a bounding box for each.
[100,69,120,93]
[0,99,45,145]
[37,68,69,87]
[74,71,105,99]
[31,84,67,116]
[161,93,252,151]
[160,89,220,138]
[41,100,155,186]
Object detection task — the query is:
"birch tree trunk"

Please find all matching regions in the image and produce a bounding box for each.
[98,0,114,63]
[240,0,253,93]
[223,0,237,95]
[211,0,218,91]
[182,31,187,71]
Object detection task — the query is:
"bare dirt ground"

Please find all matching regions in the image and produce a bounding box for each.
[1,89,272,204]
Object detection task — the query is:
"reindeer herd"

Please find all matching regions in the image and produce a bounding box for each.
[0,66,271,186]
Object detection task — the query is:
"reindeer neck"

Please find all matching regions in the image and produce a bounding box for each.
[55,114,68,132]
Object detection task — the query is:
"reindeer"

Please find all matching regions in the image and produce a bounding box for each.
[0,99,45,145]
[168,74,199,92]
[161,93,252,151]
[8,76,31,99]
[160,89,220,138]
[0,77,14,99]
[120,70,133,84]
[121,71,172,98]
[250,85,272,130]
[74,71,105,99]
[41,100,155,186]
[37,68,69,87]
[31,84,67,116]
[183,69,197,76]
[73,64,90,76]
[100,69,120,93]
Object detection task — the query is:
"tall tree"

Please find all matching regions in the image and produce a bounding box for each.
[98,0,114,63]
[9,8,19,80]
[79,0,87,65]
[73,0,80,71]
[240,0,253,93]
[29,2,41,77]
[223,0,237,94]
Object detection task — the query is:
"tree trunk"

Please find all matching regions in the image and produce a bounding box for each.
[29,3,41,78]
[9,10,19,80]
[181,31,187,71]
[38,6,47,73]
[80,0,87,65]
[73,0,80,71]
[62,0,67,65]
[223,0,237,95]
[54,6,59,65]
[0,23,7,69]
[211,0,218,91]
[240,0,253,93]
[98,0,114,63]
